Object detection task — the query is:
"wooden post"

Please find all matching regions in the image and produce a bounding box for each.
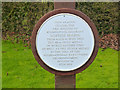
[54,0,76,89]
[54,1,75,9]
[31,1,99,89]
[55,75,76,88]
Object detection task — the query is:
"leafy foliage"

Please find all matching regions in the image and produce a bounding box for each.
[2,2,119,48]
[76,2,119,36]
[2,2,54,46]
[99,34,118,50]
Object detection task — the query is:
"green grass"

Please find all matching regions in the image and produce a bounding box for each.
[76,47,118,88]
[2,40,118,88]
[0,39,2,90]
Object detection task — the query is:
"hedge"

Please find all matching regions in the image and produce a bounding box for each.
[2,2,119,45]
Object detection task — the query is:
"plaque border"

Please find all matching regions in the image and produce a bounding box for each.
[31,8,99,75]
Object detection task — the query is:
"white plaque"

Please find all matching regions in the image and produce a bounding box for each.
[36,13,94,71]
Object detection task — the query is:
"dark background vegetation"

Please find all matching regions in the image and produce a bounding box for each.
[2,2,119,49]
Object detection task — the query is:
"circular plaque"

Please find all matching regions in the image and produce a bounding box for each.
[31,8,99,75]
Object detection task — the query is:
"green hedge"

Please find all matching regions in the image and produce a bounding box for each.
[2,2,119,42]
[2,2,54,37]
[76,2,119,36]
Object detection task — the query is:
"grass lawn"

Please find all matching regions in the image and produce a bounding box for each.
[2,40,118,88]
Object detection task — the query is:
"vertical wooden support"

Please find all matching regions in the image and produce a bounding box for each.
[54,1,75,9]
[55,75,76,89]
[54,0,76,89]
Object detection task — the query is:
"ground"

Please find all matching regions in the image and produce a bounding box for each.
[2,40,118,88]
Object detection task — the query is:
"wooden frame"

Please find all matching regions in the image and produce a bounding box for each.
[31,8,99,75]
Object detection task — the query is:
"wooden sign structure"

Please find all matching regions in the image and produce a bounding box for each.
[31,1,99,89]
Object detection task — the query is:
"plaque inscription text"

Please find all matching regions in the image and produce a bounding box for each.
[36,13,94,71]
